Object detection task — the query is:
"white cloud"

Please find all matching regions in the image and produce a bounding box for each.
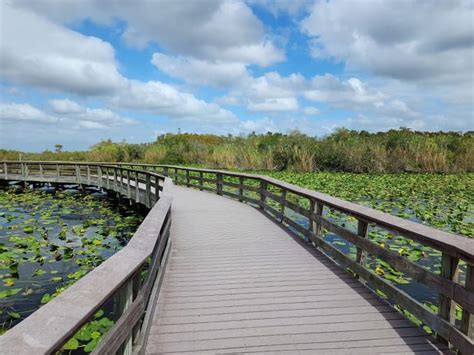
[0,103,58,123]
[12,0,284,67]
[303,107,320,115]
[151,53,250,88]
[0,3,125,95]
[301,0,474,91]
[49,98,84,114]
[248,97,298,112]
[112,80,237,123]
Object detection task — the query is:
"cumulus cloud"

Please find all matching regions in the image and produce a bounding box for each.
[151,54,250,88]
[112,80,237,123]
[0,3,125,95]
[12,0,284,66]
[301,0,473,88]
[49,98,84,114]
[0,103,58,123]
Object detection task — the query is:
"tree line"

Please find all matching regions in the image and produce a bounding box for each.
[1,128,473,173]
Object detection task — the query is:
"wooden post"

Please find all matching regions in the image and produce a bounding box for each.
[115,277,134,355]
[163,167,169,177]
[216,173,223,195]
[113,168,118,191]
[3,162,7,179]
[280,189,287,222]
[75,165,80,184]
[126,170,131,199]
[186,170,190,187]
[155,175,160,202]
[238,176,244,202]
[145,174,152,208]
[199,172,204,191]
[24,163,29,179]
[104,167,109,189]
[56,164,60,181]
[175,168,179,184]
[135,171,139,203]
[310,200,323,244]
[460,264,473,339]
[438,253,459,344]
[87,166,91,185]
[356,220,369,265]
[97,166,103,188]
[39,164,43,180]
[259,180,267,210]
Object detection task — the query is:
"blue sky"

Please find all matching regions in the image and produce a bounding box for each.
[0,0,473,151]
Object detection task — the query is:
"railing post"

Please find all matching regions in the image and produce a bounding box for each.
[438,253,459,345]
[87,165,91,184]
[3,162,7,179]
[145,174,152,208]
[356,220,369,265]
[216,173,223,195]
[97,166,103,188]
[259,180,267,210]
[56,164,60,182]
[199,171,204,191]
[460,264,473,339]
[163,167,169,177]
[135,171,140,203]
[113,168,118,191]
[126,170,131,199]
[115,277,134,355]
[39,163,43,180]
[186,170,190,187]
[75,165,80,184]
[310,200,323,244]
[106,167,110,190]
[238,176,244,202]
[24,163,29,179]
[154,175,160,202]
[175,168,179,184]
[280,189,287,222]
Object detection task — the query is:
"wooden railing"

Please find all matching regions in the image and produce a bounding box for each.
[0,162,173,354]
[115,163,473,354]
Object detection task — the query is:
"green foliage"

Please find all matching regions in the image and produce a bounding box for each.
[1,129,472,173]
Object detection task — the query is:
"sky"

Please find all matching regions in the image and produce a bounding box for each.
[0,0,473,151]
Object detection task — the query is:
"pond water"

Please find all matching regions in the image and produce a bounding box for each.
[0,185,145,335]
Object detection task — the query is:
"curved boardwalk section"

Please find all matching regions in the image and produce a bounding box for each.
[146,185,446,354]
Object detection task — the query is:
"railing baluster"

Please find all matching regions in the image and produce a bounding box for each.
[216,173,223,195]
[310,200,323,245]
[259,180,267,210]
[126,170,131,199]
[460,264,473,339]
[145,173,152,208]
[438,253,459,345]
[239,176,244,202]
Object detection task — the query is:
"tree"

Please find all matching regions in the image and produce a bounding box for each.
[54,144,63,153]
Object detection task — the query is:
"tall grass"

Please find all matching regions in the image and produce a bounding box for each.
[1,129,473,173]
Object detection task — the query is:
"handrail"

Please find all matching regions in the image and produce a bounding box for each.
[108,162,474,354]
[0,162,173,354]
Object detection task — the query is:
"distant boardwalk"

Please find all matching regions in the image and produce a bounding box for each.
[146,185,447,354]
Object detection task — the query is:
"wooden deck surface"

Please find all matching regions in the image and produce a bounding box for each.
[145,186,447,354]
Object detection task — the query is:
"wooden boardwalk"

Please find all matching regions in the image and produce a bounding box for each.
[145,185,447,354]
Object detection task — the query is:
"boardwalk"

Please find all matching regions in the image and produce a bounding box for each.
[1,162,471,354]
[145,185,446,354]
